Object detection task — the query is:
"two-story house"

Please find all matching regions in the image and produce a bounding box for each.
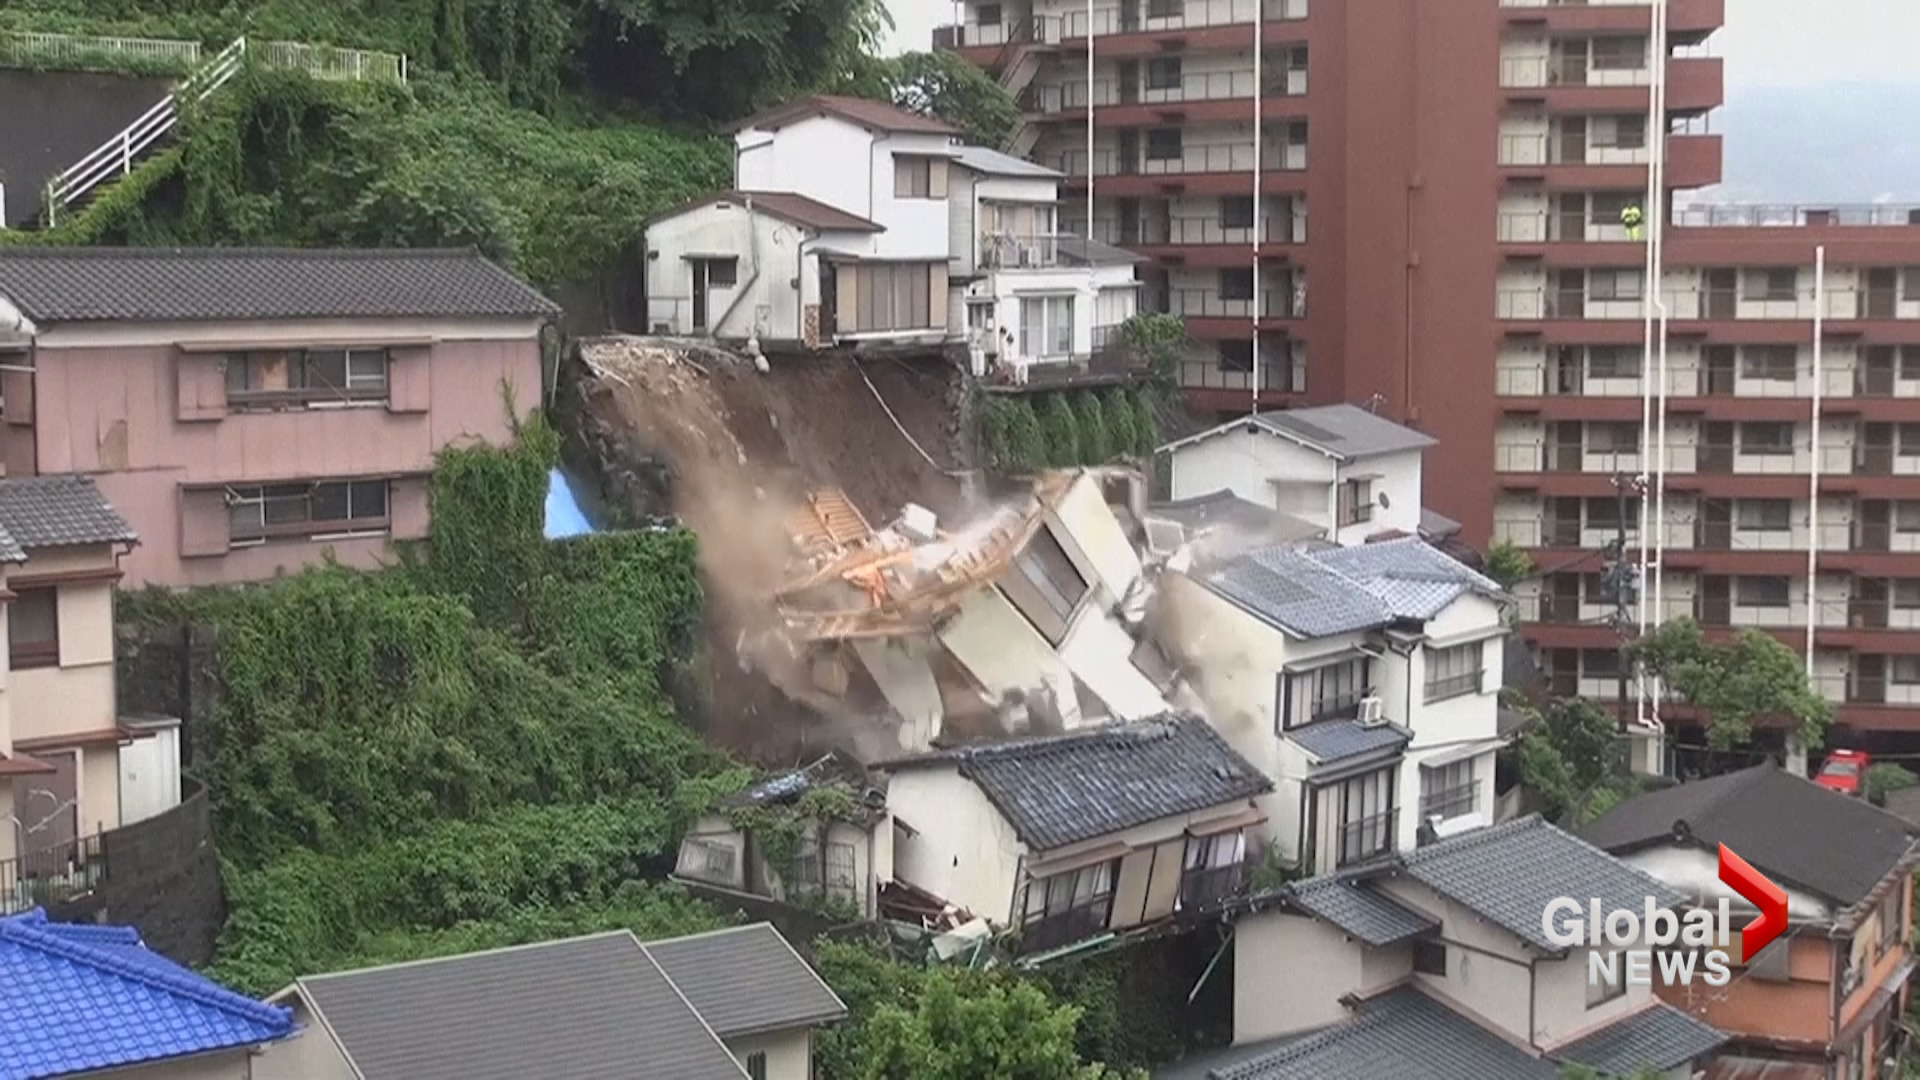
[0,475,171,893]
[1158,405,1448,547]
[1204,816,1727,1080]
[1583,765,1920,1080]
[1154,537,1510,876]
[258,924,847,1080]
[0,247,558,588]
[879,714,1271,955]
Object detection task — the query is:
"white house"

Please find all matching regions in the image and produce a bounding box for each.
[1152,537,1510,876]
[945,145,1140,379]
[1158,405,1445,546]
[1203,817,1727,1080]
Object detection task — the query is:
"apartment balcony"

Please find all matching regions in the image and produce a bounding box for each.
[979,230,1064,269]
[983,325,1148,394]
[1176,343,1308,413]
[1498,132,1720,189]
[1061,0,1310,54]
[1085,208,1306,266]
[932,14,1065,68]
[1028,66,1309,126]
[1498,0,1724,41]
[1042,141,1308,197]
[1671,203,1920,230]
[1498,54,1721,114]
[1144,285,1304,334]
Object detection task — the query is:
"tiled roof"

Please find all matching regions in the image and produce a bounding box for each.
[1419,507,1463,539]
[1581,763,1918,908]
[1250,405,1437,461]
[0,474,137,554]
[734,95,959,136]
[0,908,293,1077]
[1210,987,1555,1080]
[1400,816,1687,951]
[1285,719,1410,766]
[651,190,884,234]
[1310,538,1505,621]
[1057,235,1145,267]
[1285,876,1438,947]
[1202,545,1394,639]
[952,145,1061,178]
[0,247,559,324]
[884,715,1271,852]
[1553,1001,1728,1076]
[295,931,748,1080]
[644,924,847,1039]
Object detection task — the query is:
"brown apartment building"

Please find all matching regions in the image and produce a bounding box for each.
[940,0,1920,740]
[0,248,557,587]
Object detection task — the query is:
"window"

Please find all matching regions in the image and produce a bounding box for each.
[1337,477,1374,526]
[1413,939,1447,977]
[1219,268,1255,301]
[1747,268,1799,301]
[8,587,58,669]
[1145,128,1183,161]
[1420,758,1479,821]
[1019,295,1075,358]
[1895,580,1920,610]
[1021,860,1117,950]
[679,839,736,883]
[1899,502,1920,534]
[1594,114,1646,150]
[1219,196,1256,229]
[1217,339,1254,373]
[1586,346,1637,379]
[700,256,738,288]
[1589,192,1637,227]
[1587,952,1627,1007]
[1896,656,1920,687]
[894,155,933,198]
[227,479,390,544]
[1146,0,1182,17]
[793,838,823,888]
[1899,423,1920,456]
[1588,268,1644,301]
[1740,421,1796,456]
[744,1053,768,1080]
[1331,766,1396,867]
[1587,421,1640,452]
[1146,57,1182,90]
[976,3,1002,23]
[1583,648,1621,679]
[1181,830,1249,908]
[1736,576,1791,608]
[1424,642,1484,703]
[853,263,935,332]
[1590,36,1648,70]
[1878,888,1904,951]
[1736,499,1793,532]
[1742,345,1799,381]
[1735,937,1791,980]
[226,348,389,407]
[1009,526,1090,627]
[1585,496,1638,532]
[1278,656,1373,730]
[825,840,858,896]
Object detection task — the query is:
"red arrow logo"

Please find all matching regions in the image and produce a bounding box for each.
[1719,844,1787,959]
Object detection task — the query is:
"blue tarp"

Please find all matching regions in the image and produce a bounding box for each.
[544,467,595,538]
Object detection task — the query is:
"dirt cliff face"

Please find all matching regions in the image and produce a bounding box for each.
[560,337,978,765]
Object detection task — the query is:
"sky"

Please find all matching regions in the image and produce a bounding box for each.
[881,0,1920,87]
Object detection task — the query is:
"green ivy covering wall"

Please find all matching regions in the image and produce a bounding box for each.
[981,387,1160,475]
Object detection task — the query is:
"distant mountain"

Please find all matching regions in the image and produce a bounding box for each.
[1705,82,1920,204]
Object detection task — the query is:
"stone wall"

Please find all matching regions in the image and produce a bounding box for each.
[49,779,225,966]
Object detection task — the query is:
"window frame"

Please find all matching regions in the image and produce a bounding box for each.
[1423,642,1484,704]
[1735,575,1791,609]
[1740,421,1796,456]
[1412,938,1447,977]
[1337,478,1374,526]
[893,155,934,199]
[1145,56,1183,91]
[1145,128,1183,161]
[226,478,393,546]
[1218,195,1256,230]
[1420,758,1479,821]
[1735,498,1793,533]
[1218,267,1255,302]
[8,586,60,670]
[1740,344,1799,381]
[1588,268,1645,302]
[1587,951,1628,1008]
[225,347,391,409]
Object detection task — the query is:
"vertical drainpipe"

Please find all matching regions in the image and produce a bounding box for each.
[1635,0,1668,730]
[1250,15,1263,415]
[1085,0,1095,246]
[1650,0,1672,739]
[1798,245,1825,778]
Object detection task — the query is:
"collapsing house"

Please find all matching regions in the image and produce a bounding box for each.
[773,469,1175,754]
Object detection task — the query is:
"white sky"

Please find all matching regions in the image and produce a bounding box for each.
[881,0,1920,87]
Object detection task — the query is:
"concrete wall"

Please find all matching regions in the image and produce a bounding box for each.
[30,317,541,587]
[0,70,171,228]
[724,1028,813,1080]
[48,779,224,966]
[1232,910,1366,1043]
[885,765,1024,922]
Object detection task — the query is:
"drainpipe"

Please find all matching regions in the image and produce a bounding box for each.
[797,236,816,343]
[1084,0,1094,245]
[1635,0,1669,732]
[1251,27,1262,414]
[711,196,766,333]
[1797,245,1825,778]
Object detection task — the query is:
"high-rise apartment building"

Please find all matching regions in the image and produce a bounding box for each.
[939,0,1920,739]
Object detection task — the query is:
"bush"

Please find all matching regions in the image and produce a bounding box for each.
[1040,395,1082,467]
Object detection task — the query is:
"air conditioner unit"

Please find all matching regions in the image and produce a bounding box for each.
[1357,697,1385,726]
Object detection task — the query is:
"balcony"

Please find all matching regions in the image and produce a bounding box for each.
[1033,67,1307,117]
[1180,858,1255,911]
[1177,350,1306,397]
[984,325,1148,393]
[2,832,106,916]
[1086,210,1306,250]
[1044,141,1305,179]
[1498,0,1725,39]
[1058,0,1308,40]
[1672,203,1920,229]
[979,230,1063,269]
[1418,779,1482,823]
[1334,809,1397,869]
[1019,901,1112,953]
[1147,285,1304,322]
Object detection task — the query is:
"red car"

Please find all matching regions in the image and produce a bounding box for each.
[1814,749,1870,797]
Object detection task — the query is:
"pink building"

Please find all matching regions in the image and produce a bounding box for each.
[0,248,557,587]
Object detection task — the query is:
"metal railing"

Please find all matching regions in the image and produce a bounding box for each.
[1036,67,1306,112]
[1424,670,1484,703]
[255,40,406,82]
[1081,212,1306,246]
[1672,204,1920,228]
[1498,132,1651,168]
[979,231,1063,268]
[1057,0,1307,39]
[1020,901,1112,953]
[1335,810,1397,869]
[0,30,203,71]
[1043,141,1306,177]
[1,833,107,916]
[1180,859,1254,910]
[1178,356,1304,393]
[1419,780,1481,822]
[1146,286,1304,320]
[1499,53,1651,89]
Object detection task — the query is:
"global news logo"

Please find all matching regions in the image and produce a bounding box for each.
[1539,844,1789,988]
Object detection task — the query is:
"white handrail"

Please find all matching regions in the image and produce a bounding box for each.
[0,30,202,70]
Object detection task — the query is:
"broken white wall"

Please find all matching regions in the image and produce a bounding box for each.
[939,586,1085,729]
[851,637,944,752]
[885,765,1023,923]
[1047,472,1143,602]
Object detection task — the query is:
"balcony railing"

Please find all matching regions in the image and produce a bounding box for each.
[1019,901,1112,953]
[1178,355,1304,394]
[1061,0,1307,38]
[980,231,1062,268]
[1148,286,1304,320]
[1042,141,1306,177]
[2,832,107,916]
[1672,203,1920,228]
[1499,53,1651,89]
[1495,286,1870,321]
[1419,780,1482,822]
[1498,132,1652,168]
[1080,211,1306,247]
[1425,670,1484,703]
[1335,809,1397,869]
[1181,859,1255,910]
[1039,68,1306,112]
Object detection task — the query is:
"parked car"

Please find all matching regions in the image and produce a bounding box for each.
[1814,748,1870,797]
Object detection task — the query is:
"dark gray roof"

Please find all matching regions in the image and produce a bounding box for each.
[1203,545,1394,639]
[883,716,1271,852]
[0,475,136,558]
[295,932,746,1080]
[1058,235,1145,267]
[1285,719,1410,766]
[1553,1001,1727,1076]
[644,924,846,1039]
[1400,816,1686,951]
[1580,764,1918,909]
[1285,876,1437,947]
[1419,507,1463,539]
[1250,406,1436,461]
[952,145,1062,178]
[1310,539,1506,621]
[1210,988,1554,1080]
[0,248,559,324]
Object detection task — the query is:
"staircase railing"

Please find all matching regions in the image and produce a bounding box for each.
[37,35,406,227]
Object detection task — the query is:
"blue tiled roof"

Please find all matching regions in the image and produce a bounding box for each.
[0,909,293,1079]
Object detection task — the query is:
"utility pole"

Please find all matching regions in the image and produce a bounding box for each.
[1604,471,1646,731]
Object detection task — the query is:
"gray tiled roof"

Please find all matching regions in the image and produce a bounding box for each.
[1400,816,1687,951]
[1250,405,1436,461]
[1286,876,1437,947]
[1210,988,1555,1080]
[1553,1001,1728,1076]
[297,931,746,1080]
[1203,545,1394,639]
[884,716,1271,852]
[644,924,847,1038]
[952,145,1062,178]
[1419,507,1463,539]
[1581,764,1918,908]
[0,475,136,557]
[1310,538,1506,621]
[0,248,559,324]
[1057,235,1145,267]
[1284,719,1410,766]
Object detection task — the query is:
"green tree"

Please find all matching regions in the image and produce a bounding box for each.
[1119,313,1186,384]
[1124,388,1159,458]
[1516,697,1629,825]
[1103,389,1141,462]
[836,50,1022,147]
[1866,763,1918,807]
[1040,394,1083,467]
[1629,619,1833,750]
[1484,540,1534,590]
[1074,393,1112,464]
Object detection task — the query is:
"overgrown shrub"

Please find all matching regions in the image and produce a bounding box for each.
[1040,394,1082,468]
